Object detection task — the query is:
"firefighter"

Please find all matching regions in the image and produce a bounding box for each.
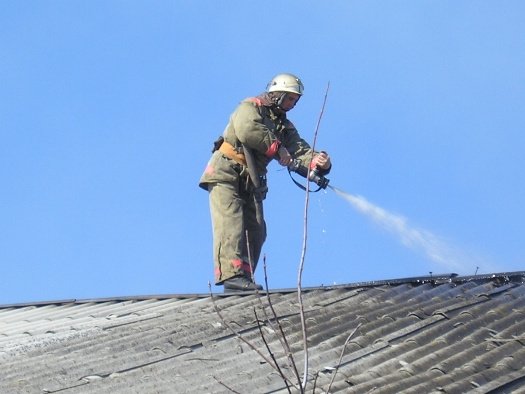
[199,73,332,292]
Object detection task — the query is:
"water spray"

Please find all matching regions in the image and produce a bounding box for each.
[326,184,495,274]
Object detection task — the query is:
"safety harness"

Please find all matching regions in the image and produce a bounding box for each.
[215,136,325,194]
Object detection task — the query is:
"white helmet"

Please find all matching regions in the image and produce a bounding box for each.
[266,73,304,96]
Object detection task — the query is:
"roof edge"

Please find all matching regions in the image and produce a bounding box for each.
[2,270,524,309]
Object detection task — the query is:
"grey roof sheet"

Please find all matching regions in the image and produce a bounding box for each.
[1,272,524,393]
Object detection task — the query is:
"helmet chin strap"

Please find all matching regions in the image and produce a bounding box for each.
[275,92,289,111]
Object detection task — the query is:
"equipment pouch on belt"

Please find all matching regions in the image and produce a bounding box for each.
[212,136,224,152]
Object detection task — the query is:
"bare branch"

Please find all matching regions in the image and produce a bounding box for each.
[208,284,275,366]
[261,257,302,385]
[254,307,292,393]
[297,81,331,391]
[208,282,298,391]
[212,375,242,394]
[325,323,362,393]
[245,231,299,389]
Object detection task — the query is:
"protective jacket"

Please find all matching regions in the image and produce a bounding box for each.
[199,95,330,190]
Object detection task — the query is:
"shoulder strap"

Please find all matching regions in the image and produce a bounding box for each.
[287,167,323,193]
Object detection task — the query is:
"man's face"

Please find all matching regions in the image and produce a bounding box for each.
[280,92,301,111]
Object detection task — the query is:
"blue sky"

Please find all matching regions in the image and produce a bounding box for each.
[1,1,524,304]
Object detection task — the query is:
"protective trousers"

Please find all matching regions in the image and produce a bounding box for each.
[208,181,267,285]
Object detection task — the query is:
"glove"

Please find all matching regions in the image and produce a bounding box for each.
[311,151,331,170]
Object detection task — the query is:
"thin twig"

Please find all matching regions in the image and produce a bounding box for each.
[297,81,330,391]
[246,233,297,390]
[208,283,275,367]
[312,371,321,393]
[254,307,292,393]
[325,323,362,393]
[261,257,302,386]
[208,283,298,390]
[212,376,242,394]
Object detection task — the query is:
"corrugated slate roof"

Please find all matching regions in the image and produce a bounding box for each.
[1,272,524,393]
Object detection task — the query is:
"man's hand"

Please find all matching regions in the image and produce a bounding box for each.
[277,146,293,166]
[312,151,331,170]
